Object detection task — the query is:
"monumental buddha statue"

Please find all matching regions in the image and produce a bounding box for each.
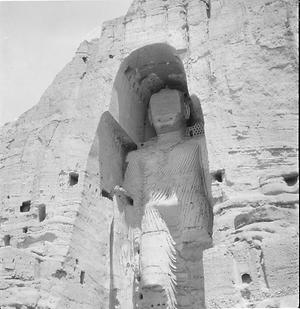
[110,88,213,309]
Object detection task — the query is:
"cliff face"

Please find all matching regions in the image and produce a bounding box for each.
[0,0,298,308]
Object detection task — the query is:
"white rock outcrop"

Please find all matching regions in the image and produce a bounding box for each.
[0,0,298,308]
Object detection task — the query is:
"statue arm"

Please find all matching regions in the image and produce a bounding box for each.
[195,136,214,236]
[110,151,142,307]
[110,184,139,308]
[122,150,142,200]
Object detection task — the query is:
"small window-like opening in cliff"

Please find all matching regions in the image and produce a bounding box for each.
[139,293,143,300]
[101,189,113,201]
[7,195,10,199]
[4,235,11,246]
[23,227,28,233]
[213,170,224,183]
[80,271,85,284]
[109,54,114,59]
[39,204,46,222]
[52,269,67,279]
[20,201,31,212]
[82,56,87,63]
[234,214,250,230]
[241,273,252,284]
[283,173,298,186]
[69,172,79,186]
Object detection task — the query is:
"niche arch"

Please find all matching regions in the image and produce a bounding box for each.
[108,43,189,144]
[93,43,214,309]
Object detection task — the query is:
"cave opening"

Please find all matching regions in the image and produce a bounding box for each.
[69,172,79,186]
[241,273,252,284]
[4,235,11,246]
[283,173,298,186]
[20,201,31,212]
[39,204,47,222]
[213,170,224,183]
[80,271,85,284]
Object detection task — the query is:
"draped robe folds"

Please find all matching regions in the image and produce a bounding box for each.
[111,135,213,309]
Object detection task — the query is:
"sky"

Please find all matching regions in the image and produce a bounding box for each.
[0,0,133,126]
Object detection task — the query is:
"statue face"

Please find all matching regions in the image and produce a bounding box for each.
[149,89,185,134]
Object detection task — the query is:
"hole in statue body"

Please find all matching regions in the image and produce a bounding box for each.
[101,189,113,201]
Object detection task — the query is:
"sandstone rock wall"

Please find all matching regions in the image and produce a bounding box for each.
[0,0,298,308]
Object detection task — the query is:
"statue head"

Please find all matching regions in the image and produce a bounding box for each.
[148,88,190,135]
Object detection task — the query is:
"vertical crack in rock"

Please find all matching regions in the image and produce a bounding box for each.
[201,0,211,18]
[180,1,190,47]
[259,249,270,289]
[283,0,299,62]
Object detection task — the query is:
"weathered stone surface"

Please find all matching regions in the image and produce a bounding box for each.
[0,0,298,308]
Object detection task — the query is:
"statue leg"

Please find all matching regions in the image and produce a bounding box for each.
[180,194,212,248]
[138,206,177,309]
[175,195,211,309]
[110,194,136,309]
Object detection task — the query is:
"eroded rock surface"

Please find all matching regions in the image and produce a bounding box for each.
[0,0,298,308]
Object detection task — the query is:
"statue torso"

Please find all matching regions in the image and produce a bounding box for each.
[123,138,210,239]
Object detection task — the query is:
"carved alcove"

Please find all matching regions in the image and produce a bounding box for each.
[98,43,213,309]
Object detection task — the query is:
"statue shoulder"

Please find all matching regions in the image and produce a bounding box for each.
[173,138,205,156]
[180,137,200,149]
[183,135,207,147]
[125,147,145,163]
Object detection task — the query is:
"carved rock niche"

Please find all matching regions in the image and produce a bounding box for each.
[99,43,213,309]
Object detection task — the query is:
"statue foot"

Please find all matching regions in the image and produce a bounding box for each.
[138,287,168,309]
